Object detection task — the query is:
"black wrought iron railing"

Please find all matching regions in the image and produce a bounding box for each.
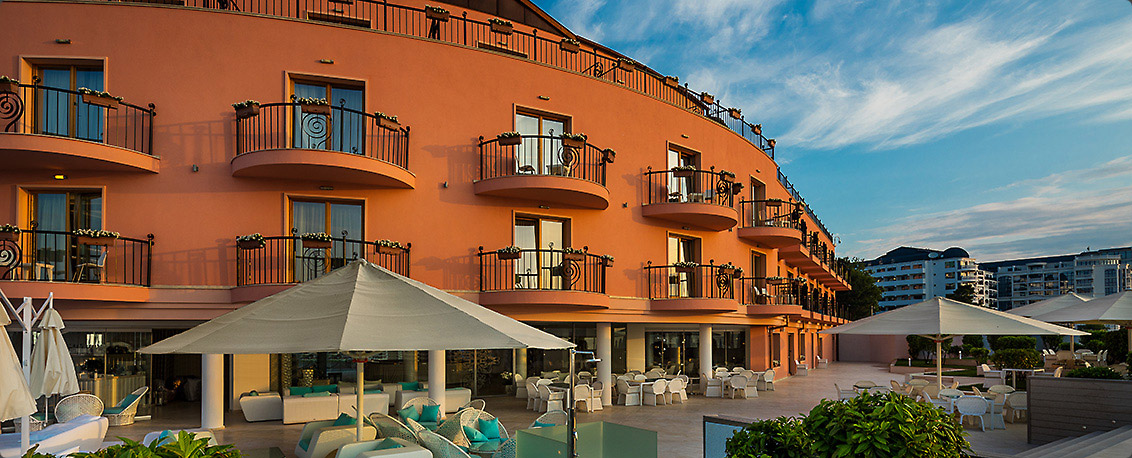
[644,168,738,208]
[477,247,607,294]
[645,262,739,300]
[777,168,833,242]
[478,134,609,185]
[235,232,409,286]
[738,199,805,231]
[234,101,410,170]
[0,227,153,286]
[736,277,809,307]
[0,81,156,155]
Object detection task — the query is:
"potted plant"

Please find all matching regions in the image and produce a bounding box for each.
[765,198,784,207]
[601,148,616,164]
[601,254,614,267]
[673,261,698,274]
[617,58,636,73]
[731,182,744,195]
[74,228,120,246]
[425,5,449,22]
[664,75,679,88]
[375,112,400,130]
[232,100,260,119]
[496,245,522,260]
[375,239,405,255]
[753,123,762,135]
[497,131,522,146]
[0,76,19,94]
[718,169,735,183]
[719,262,742,277]
[77,88,123,109]
[295,96,331,115]
[0,224,19,242]
[701,92,714,105]
[561,132,587,149]
[729,108,741,119]
[768,139,776,149]
[236,233,265,249]
[562,247,586,261]
[671,164,696,178]
[560,38,580,53]
[300,232,333,249]
[489,18,513,35]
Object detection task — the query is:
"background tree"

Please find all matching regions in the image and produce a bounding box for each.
[945,283,976,304]
[835,258,882,320]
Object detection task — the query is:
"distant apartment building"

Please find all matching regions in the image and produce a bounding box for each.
[982,247,1132,310]
[863,247,996,310]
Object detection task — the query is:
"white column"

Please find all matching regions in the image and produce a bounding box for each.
[428,350,445,415]
[201,354,225,430]
[699,324,713,378]
[626,324,646,372]
[596,323,612,406]
[515,349,527,379]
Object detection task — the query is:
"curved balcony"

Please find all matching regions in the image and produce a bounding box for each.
[234,232,410,292]
[474,134,611,209]
[642,168,740,231]
[477,247,609,308]
[0,227,154,289]
[0,82,158,173]
[232,101,414,188]
[737,276,845,318]
[646,262,740,312]
[737,199,805,248]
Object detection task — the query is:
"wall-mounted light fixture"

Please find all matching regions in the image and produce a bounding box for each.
[55,39,71,44]
[537,95,550,101]
[319,186,334,191]
[53,174,66,180]
[319,59,334,64]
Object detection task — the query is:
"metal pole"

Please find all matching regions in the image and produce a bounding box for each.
[356,360,364,441]
[566,348,575,458]
[20,298,31,456]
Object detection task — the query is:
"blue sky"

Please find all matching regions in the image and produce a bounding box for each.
[536,0,1132,262]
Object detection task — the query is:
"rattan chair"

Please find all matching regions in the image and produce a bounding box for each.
[493,438,517,458]
[530,409,567,428]
[368,412,420,443]
[103,386,148,426]
[402,396,442,428]
[417,429,473,458]
[55,393,105,423]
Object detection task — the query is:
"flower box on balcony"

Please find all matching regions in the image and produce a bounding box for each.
[237,239,265,249]
[490,19,513,35]
[497,132,522,146]
[664,76,679,88]
[563,250,586,261]
[719,170,735,183]
[617,59,636,73]
[497,246,522,260]
[0,78,18,94]
[671,167,695,178]
[560,39,580,53]
[376,112,400,130]
[425,6,450,22]
[768,139,776,149]
[376,240,405,255]
[302,104,331,115]
[0,231,18,242]
[561,133,586,149]
[303,240,332,249]
[81,93,119,110]
[753,124,762,135]
[76,236,112,246]
[675,265,697,274]
[235,105,259,119]
[602,148,616,164]
[729,108,742,119]
[701,92,714,105]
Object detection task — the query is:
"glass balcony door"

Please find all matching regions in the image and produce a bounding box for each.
[29,191,102,281]
[667,235,698,297]
[515,113,566,175]
[292,82,365,154]
[36,67,104,142]
[666,148,699,202]
[291,200,363,281]
[514,217,565,289]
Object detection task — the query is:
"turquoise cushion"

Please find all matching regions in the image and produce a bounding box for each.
[478,418,501,440]
[375,438,403,450]
[289,386,313,396]
[463,425,488,442]
[364,388,383,394]
[532,421,554,428]
[303,391,331,398]
[470,440,503,452]
[333,413,356,426]
[399,382,421,391]
[312,384,338,393]
[298,439,310,451]
[118,394,140,409]
[418,421,438,431]
[420,404,441,423]
[155,430,172,445]
[397,405,420,423]
[103,406,126,415]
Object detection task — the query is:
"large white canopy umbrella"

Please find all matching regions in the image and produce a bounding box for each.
[1006,293,1089,318]
[1,312,37,453]
[142,260,573,440]
[821,297,1087,391]
[1032,290,1132,353]
[29,309,79,400]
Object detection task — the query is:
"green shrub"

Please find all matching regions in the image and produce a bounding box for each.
[1102,330,1129,363]
[1082,338,1105,353]
[725,416,808,458]
[993,336,1036,351]
[907,335,931,359]
[962,335,984,349]
[69,432,241,458]
[1058,342,1072,351]
[986,335,1002,351]
[1065,367,1124,380]
[1040,335,1061,350]
[803,392,969,458]
[990,348,1042,369]
[968,347,989,364]
[947,345,962,357]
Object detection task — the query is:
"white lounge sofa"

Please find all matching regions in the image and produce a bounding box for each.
[336,388,390,417]
[0,415,108,458]
[239,392,283,422]
[283,389,341,425]
[395,388,471,413]
[336,437,431,458]
[294,420,377,458]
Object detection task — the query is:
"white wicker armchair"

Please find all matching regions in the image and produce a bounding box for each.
[530,410,567,428]
[294,419,377,458]
[55,393,105,423]
[417,429,472,458]
[103,386,148,426]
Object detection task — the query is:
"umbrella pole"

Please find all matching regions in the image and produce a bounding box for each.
[936,339,943,393]
[356,360,364,442]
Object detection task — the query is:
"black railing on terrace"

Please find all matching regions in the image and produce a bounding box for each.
[646,262,738,300]
[235,232,409,286]
[736,277,809,307]
[777,168,833,242]
[478,135,608,185]
[738,199,805,230]
[0,227,154,286]
[0,81,156,155]
[644,168,737,208]
[477,247,607,294]
[234,101,410,169]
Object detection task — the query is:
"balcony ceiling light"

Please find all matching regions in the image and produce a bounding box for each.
[53,174,66,180]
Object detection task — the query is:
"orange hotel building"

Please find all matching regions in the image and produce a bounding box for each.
[0,0,850,417]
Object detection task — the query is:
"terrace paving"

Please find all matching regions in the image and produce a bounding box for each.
[112,362,1032,457]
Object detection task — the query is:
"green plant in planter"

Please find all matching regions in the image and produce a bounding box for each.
[76,87,124,101]
[990,348,1042,369]
[0,224,19,234]
[803,392,969,458]
[70,432,240,458]
[725,416,808,458]
[1065,366,1124,380]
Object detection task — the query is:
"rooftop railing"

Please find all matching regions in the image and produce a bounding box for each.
[645,262,739,300]
[234,231,409,286]
[234,100,410,169]
[0,81,156,155]
[0,227,154,286]
[478,134,610,185]
[477,247,607,294]
[644,168,739,208]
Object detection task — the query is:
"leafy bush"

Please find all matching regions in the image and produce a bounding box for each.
[968,347,990,364]
[1058,342,1072,351]
[992,336,1035,351]
[804,392,969,458]
[1102,330,1129,363]
[907,335,931,359]
[947,345,962,357]
[725,416,808,458]
[990,348,1042,369]
[69,432,241,458]
[962,335,984,349]
[1040,335,1062,350]
[986,335,1002,351]
[1065,367,1124,380]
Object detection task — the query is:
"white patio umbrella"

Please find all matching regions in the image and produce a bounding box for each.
[1032,290,1132,353]
[1,311,37,453]
[1006,293,1089,318]
[29,308,80,400]
[142,260,573,440]
[821,297,1087,391]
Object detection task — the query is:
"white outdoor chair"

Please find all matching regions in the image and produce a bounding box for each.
[642,380,667,406]
[574,385,595,413]
[73,251,107,283]
[955,396,991,432]
[936,389,963,414]
[834,384,857,401]
[667,378,687,403]
[633,374,647,382]
[703,373,723,398]
[988,393,1006,430]
[295,419,377,458]
[536,385,563,413]
[728,376,753,399]
[525,380,539,410]
[981,364,1005,388]
[102,386,148,426]
[731,367,745,372]
[616,379,640,406]
[531,410,567,428]
[514,374,527,399]
[55,394,105,423]
[577,371,592,384]
[757,369,776,391]
[816,356,829,369]
[794,360,808,376]
[644,369,663,379]
[1005,392,1028,423]
[589,380,604,410]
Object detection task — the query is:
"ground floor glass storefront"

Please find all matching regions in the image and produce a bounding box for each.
[646,329,747,377]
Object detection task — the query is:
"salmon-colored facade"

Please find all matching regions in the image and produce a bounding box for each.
[0,0,849,402]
